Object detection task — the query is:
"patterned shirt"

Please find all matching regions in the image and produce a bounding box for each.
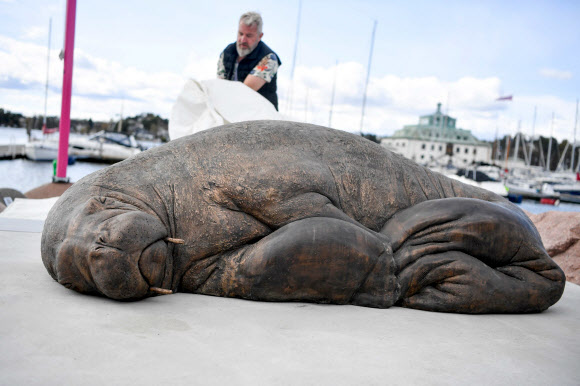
[217,52,279,83]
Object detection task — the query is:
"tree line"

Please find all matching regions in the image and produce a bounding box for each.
[0,107,169,142]
[0,108,25,127]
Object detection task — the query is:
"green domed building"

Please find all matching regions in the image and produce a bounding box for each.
[381,103,491,167]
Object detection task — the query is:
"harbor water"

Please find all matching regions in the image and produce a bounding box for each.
[2,127,580,214]
[0,158,108,193]
[1,127,113,193]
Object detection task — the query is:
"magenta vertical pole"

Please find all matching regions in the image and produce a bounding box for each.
[55,0,77,182]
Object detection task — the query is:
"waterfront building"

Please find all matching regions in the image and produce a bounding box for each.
[381,103,492,167]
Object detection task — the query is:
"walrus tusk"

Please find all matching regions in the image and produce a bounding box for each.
[150,287,173,295]
[165,237,185,244]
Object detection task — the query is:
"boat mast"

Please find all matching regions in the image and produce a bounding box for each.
[117,100,124,132]
[55,0,77,183]
[328,60,338,127]
[527,106,536,166]
[504,135,511,171]
[285,0,302,118]
[359,19,377,135]
[443,92,450,136]
[493,126,499,164]
[556,142,569,171]
[539,138,546,168]
[304,88,309,122]
[546,112,554,172]
[513,120,521,165]
[571,99,578,172]
[42,18,52,134]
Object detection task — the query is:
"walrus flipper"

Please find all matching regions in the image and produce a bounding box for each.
[381,198,566,313]
[196,217,399,308]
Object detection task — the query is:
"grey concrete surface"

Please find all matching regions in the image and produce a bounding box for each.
[0,218,44,232]
[1,229,579,385]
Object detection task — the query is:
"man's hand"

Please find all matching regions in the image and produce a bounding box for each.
[243,74,267,91]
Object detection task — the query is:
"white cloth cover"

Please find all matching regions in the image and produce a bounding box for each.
[169,78,283,140]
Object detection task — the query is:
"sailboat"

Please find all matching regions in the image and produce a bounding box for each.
[504,105,580,204]
[25,19,141,163]
[25,18,60,161]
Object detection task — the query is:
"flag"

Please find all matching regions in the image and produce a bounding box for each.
[496,95,513,101]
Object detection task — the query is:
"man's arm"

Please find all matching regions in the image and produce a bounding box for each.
[217,52,226,79]
[244,53,279,91]
[243,75,266,91]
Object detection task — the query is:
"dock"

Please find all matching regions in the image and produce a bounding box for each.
[0,143,25,160]
[1,198,580,385]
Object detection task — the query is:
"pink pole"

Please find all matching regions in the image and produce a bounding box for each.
[55,0,77,181]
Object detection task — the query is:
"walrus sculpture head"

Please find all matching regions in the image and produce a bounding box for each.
[42,180,185,300]
[41,121,565,313]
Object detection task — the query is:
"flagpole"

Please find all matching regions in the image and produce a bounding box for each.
[54,0,77,183]
[495,94,513,167]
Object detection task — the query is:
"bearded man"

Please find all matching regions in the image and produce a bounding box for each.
[217,12,282,110]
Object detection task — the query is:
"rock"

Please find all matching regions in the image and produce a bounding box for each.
[529,211,580,285]
[0,188,26,209]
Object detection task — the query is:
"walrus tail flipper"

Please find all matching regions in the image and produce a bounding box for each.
[380,198,566,313]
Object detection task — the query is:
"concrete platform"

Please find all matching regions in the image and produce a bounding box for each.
[1,223,579,385]
[0,143,25,159]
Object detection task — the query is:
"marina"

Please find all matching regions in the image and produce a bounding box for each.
[381,106,580,210]
[25,130,142,162]
[0,127,158,193]
[3,126,580,214]
[1,126,579,385]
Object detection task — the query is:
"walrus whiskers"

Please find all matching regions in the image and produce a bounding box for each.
[150,287,173,295]
[165,237,184,244]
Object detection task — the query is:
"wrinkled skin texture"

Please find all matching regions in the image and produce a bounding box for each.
[41,121,566,313]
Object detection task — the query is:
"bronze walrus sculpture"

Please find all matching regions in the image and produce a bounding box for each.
[41,121,565,313]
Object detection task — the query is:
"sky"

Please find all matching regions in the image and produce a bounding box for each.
[0,0,578,142]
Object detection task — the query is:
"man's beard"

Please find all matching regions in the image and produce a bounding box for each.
[236,42,256,58]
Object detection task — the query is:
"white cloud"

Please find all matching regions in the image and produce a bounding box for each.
[275,63,578,143]
[182,50,218,80]
[1,34,576,143]
[0,36,55,88]
[277,63,514,139]
[0,35,186,120]
[539,68,573,80]
[21,26,46,40]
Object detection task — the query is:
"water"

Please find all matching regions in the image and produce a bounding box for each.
[0,126,44,144]
[0,158,109,193]
[2,126,580,213]
[518,199,580,214]
[0,127,165,193]
[0,127,110,193]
